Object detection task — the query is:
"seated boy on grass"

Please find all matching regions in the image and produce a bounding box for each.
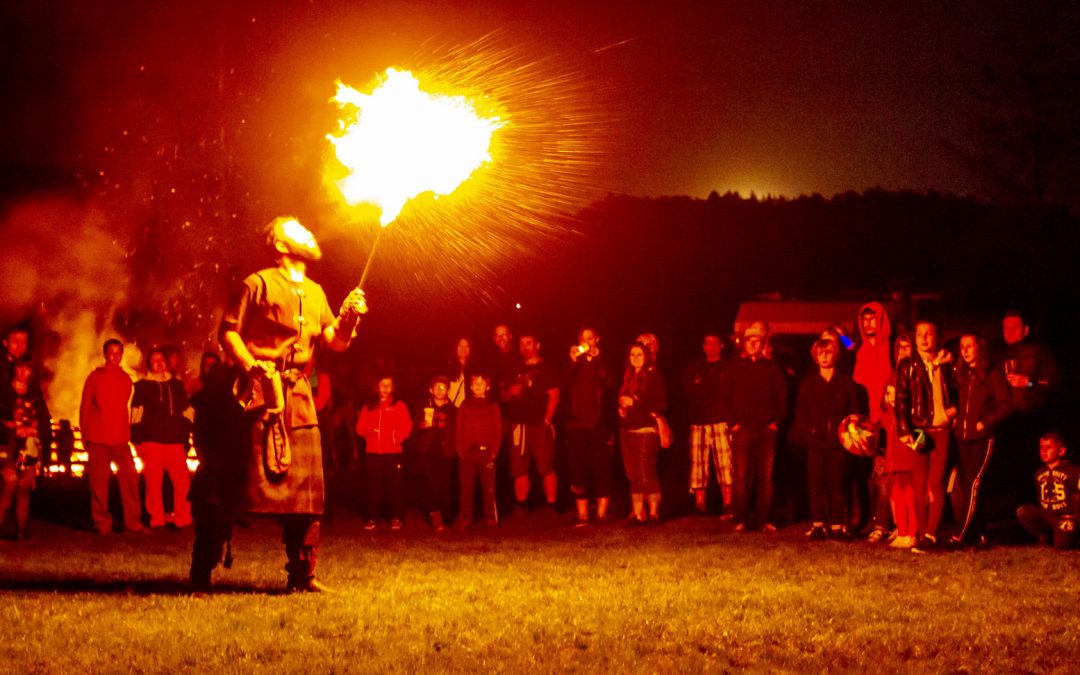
[1016,431,1079,550]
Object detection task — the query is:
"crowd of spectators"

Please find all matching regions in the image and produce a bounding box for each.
[0,302,1073,554]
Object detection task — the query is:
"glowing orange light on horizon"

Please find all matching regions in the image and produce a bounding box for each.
[327,68,504,226]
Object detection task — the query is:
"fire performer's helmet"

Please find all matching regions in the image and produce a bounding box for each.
[266,216,323,262]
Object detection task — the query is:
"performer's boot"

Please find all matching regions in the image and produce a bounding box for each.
[284,518,327,593]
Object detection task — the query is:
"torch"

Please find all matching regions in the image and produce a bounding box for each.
[326,69,504,289]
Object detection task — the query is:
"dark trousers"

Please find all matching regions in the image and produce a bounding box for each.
[620,429,660,495]
[845,455,873,530]
[951,437,993,541]
[807,444,845,526]
[566,426,614,500]
[732,428,776,527]
[189,501,233,586]
[870,458,893,531]
[1017,505,1076,549]
[418,454,455,517]
[365,453,403,521]
[459,453,497,523]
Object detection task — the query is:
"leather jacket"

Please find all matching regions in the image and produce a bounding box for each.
[895,352,954,437]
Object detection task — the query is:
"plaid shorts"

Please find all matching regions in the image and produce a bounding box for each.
[688,422,732,490]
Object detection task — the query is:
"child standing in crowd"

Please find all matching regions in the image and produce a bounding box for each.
[793,338,862,540]
[794,339,859,540]
[1016,432,1079,550]
[412,375,457,532]
[881,380,919,549]
[357,376,412,530]
[457,373,502,528]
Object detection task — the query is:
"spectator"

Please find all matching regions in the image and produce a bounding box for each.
[447,337,475,408]
[950,332,1011,546]
[413,375,457,531]
[684,333,733,517]
[880,380,918,550]
[896,320,956,550]
[502,332,560,516]
[996,310,1061,509]
[564,326,614,526]
[618,342,667,524]
[490,324,518,397]
[132,348,193,528]
[852,303,893,539]
[1016,432,1078,550]
[0,357,51,539]
[357,376,413,530]
[80,339,143,535]
[457,373,502,528]
[1,326,30,389]
[853,303,893,423]
[792,338,861,540]
[726,321,788,533]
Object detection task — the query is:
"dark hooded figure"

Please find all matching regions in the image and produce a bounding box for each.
[201,216,367,594]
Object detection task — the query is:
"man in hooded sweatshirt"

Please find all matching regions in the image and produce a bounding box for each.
[853,302,893,540]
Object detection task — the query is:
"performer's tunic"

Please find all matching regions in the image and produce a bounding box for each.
[220,268,335,515]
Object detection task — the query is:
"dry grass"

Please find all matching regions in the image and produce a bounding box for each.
[3,514,1080,673]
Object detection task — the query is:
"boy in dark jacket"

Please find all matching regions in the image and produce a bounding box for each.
[457,374,502,528]
[1016,432,1079,550]
[413,375,457,531]
[793,338,862,540]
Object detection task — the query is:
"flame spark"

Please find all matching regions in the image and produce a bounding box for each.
[328,68,504,226]
[319,34,611,306]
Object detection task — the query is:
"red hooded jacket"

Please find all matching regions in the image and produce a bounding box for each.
[853,302,892,424]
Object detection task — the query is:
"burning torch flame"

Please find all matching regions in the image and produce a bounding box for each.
[328,68,504,226]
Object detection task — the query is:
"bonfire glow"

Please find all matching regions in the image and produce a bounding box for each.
[328,68,504,226]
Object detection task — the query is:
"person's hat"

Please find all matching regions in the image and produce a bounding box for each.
[744,321,769,339]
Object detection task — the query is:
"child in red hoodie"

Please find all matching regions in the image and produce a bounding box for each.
[356,376,412,530]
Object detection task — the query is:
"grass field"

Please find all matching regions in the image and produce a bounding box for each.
[3,513,1080,673]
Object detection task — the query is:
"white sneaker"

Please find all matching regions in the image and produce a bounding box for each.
[889,535,916,549]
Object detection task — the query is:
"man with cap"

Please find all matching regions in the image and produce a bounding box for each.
[205,216,366,594]
[725,321,788,532]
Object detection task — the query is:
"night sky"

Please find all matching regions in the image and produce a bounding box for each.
[2,1,1077,420]
[2,0,1074,201]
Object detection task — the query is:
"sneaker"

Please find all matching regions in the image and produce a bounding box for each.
[390,519,403,531]
[719,512,735,522]
[286,579,333,594]
[762,523,777,533]
[889,535,916,549]
[734,522,747,533]
[867,527,888,544]
[484,519,499,528]
[430,512,446,533]
[624,516,647,528]
[829,525,849,541]
[363,520,377,531]
[805,524,828,541]
[573,516,590,528]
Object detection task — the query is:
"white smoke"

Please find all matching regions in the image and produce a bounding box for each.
[0,195,135,422]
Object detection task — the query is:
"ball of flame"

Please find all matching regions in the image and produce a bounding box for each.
[327,68,504,226]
